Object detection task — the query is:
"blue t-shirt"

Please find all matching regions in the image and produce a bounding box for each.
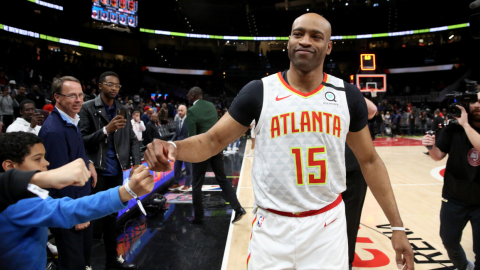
[101,101,122,176]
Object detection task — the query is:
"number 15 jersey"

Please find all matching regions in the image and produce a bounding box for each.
[249,72,368,213]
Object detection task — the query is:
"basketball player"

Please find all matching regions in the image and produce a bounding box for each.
[144,13,414,269]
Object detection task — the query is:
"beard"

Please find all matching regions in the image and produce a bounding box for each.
[288,49,323,73]
[469,112,480,123]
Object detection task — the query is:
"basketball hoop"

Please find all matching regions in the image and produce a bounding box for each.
[366,82,378,97]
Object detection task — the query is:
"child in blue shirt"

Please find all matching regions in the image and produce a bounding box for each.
[0,132,153,270]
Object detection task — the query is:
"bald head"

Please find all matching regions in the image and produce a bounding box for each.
[177,104,187,118]
[188,86,203,103]
[287,13,333,73]
[291,13,332,41]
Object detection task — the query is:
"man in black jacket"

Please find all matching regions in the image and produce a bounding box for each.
[143,113,161,146]
[79,71,140,270]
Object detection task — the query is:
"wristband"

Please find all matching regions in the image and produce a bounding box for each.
[167,141,177,148]
[124,181,147,216]
[27,184,49,199]
[103,126,108,135]
[391,227,406,231]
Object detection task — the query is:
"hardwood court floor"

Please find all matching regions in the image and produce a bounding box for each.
[224,138,474,270]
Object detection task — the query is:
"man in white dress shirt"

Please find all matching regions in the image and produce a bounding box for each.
[6,99,43,135]
[131,110,146,142]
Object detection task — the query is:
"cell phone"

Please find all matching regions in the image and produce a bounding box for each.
[35,109,42,114]
[117,108,127,118]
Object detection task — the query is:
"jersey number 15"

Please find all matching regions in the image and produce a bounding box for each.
[291,147,327,186]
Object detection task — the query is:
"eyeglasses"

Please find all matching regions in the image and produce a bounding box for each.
[102,82,122,89]
[56,93,85,100]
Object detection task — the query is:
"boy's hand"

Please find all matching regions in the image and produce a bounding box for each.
[118,165,154,202]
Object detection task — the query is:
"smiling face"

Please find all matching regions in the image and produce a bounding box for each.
[54,81,84,118]
[287,13,333,73]
[3,143,50,172]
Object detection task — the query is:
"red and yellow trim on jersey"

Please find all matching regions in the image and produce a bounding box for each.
[276,72,329,99]
[247,212,258,269]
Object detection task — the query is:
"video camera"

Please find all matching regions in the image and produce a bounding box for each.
[445,79,479,117]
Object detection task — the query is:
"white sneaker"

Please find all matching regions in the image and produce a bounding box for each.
[47,242,58,255]
[117,254,126,263]
[467,260,474,270]
[86,266,93,270]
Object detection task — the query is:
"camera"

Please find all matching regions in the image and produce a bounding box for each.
[445,79,479,117]
[426,130,435,150]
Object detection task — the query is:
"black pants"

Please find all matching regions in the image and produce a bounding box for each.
[1,115,13,132]
[191,152,241,219]
[440,200,480,270]
[174,160,192,186]
[92,173,124,263]
[50,225,93,270]
[342,169,368,269]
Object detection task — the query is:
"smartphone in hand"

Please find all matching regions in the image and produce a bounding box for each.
[117,108,127,118]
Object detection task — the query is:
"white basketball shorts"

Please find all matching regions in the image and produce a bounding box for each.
[247,199,348,270]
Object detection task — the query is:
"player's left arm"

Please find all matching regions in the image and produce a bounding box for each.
[346,129,414,270]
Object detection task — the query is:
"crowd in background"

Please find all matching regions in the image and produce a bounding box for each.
[369,99,452,138]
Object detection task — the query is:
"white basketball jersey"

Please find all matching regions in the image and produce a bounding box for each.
[252,72,351,212]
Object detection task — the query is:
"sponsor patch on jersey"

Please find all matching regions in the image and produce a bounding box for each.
[468,148,480,166]
[325,91,336,102]
[257,216,265,227]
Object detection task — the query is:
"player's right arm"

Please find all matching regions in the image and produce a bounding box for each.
[145,80,262,172]
[145,114,248,171]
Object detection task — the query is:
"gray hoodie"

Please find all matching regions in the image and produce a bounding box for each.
[0,95,19,115]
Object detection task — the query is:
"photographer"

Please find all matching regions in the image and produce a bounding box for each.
[422,96,480,270]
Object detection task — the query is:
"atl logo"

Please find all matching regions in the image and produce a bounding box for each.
[468,148,480,166]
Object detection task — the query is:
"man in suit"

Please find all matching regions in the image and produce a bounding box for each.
[185,87,245,224]
[168,105,192,191]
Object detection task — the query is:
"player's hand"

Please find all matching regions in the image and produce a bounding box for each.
[75,221,90,231]
[421,134,435,148]
[454,105,469,127]
[391,230,414,269]
[30,158,91,189]
[127,165,154,197]
[105,115,127,133]
[10,93,15,99]
[144,139,175,172]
